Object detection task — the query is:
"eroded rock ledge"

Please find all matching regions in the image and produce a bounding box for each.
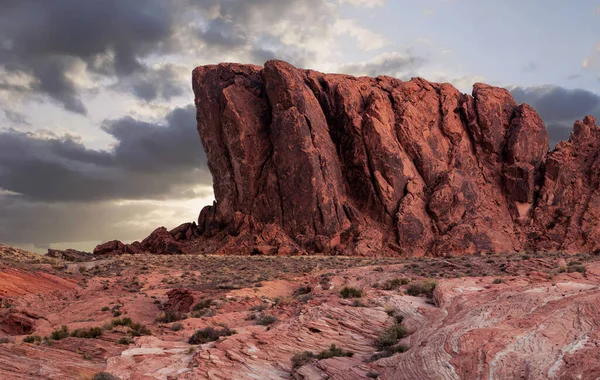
[186,60,600,256]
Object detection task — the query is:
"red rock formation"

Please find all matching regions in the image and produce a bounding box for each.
[191,60,599,256]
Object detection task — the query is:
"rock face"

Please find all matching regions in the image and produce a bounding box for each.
[192,60,599,256]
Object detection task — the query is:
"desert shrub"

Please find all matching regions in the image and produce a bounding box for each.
[23,335,42,344]
[155,310,185,323]
[558,265,568,273]
[255,313,278,326]
[375,323,406,350]
[317,344,353,359]
[92,373,119,380]
[101,306,110,312]
[297,294,313,303]
[492,278,504,284]
[406,279,436,297]
[368,344,408,362]
[110,317,133,328]
[193,299,213,311]
[567,265,586,274]
[171,323,184,331]
[340,287,362,299]
[117,337,134,345]
[380,278,410,290]
[70,327,103,339]
[384,307,404,324]
[191,308,216,318]
[294,286,312,296]
[0,337,10,344]
[352,299,366,307]
[366,370,380,378]
[128,322,151,337]
[188,326,233,344]
[291,351,315,369]
[50,325,69,340]
[249,304,267,312]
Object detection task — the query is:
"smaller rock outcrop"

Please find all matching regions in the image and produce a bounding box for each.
[92,222,201,255]
[164,289,194,313]
[93,240,134,255]
[0,309,38,335]
[46,249,95,262]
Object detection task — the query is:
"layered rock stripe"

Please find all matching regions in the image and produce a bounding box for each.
[192,60,600,256]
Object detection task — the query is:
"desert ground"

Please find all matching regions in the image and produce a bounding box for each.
[1,244,600,379]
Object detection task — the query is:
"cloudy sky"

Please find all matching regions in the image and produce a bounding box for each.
[0,0,599,253]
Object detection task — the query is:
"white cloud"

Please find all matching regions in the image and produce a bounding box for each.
[334,19,389,51]
[338,51,425,77]
[339,0,386,7]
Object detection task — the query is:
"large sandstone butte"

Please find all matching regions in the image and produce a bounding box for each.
[191,60,600,257]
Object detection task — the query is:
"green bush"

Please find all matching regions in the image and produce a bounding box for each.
[375,323,406,350]
[291,351,315,369]
[249,304,267,312]
[294,286,312,296]
[193,299,213,311]
[110,317,133,328]
[188,326,233,344]
[171,323,184,331]
[317,344,353,359]
[340,287,362,299]
[70,327,103,339]
[155,310,186,323]
[117,337,134,345]
[255,314,278,326]
[128,322,151,337]
[381,278,410,290]
[368,344,408,362]
[567,265,586,274]
[23,335,42,344]
[191,308,216,318]
[50,325,69,340]
[406,279,436,297]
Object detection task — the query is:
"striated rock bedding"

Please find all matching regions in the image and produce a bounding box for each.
[191,60,600,256]
[2,247,600,379]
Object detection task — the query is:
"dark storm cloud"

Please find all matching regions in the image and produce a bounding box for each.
[510,85,600,147]
[0,0,337,112]
[510,86,600,122]
[197,18,247,49]
[119,64,187,102]
[0,0,177,113]
[0,105,209,202]
[0,195,177,248]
